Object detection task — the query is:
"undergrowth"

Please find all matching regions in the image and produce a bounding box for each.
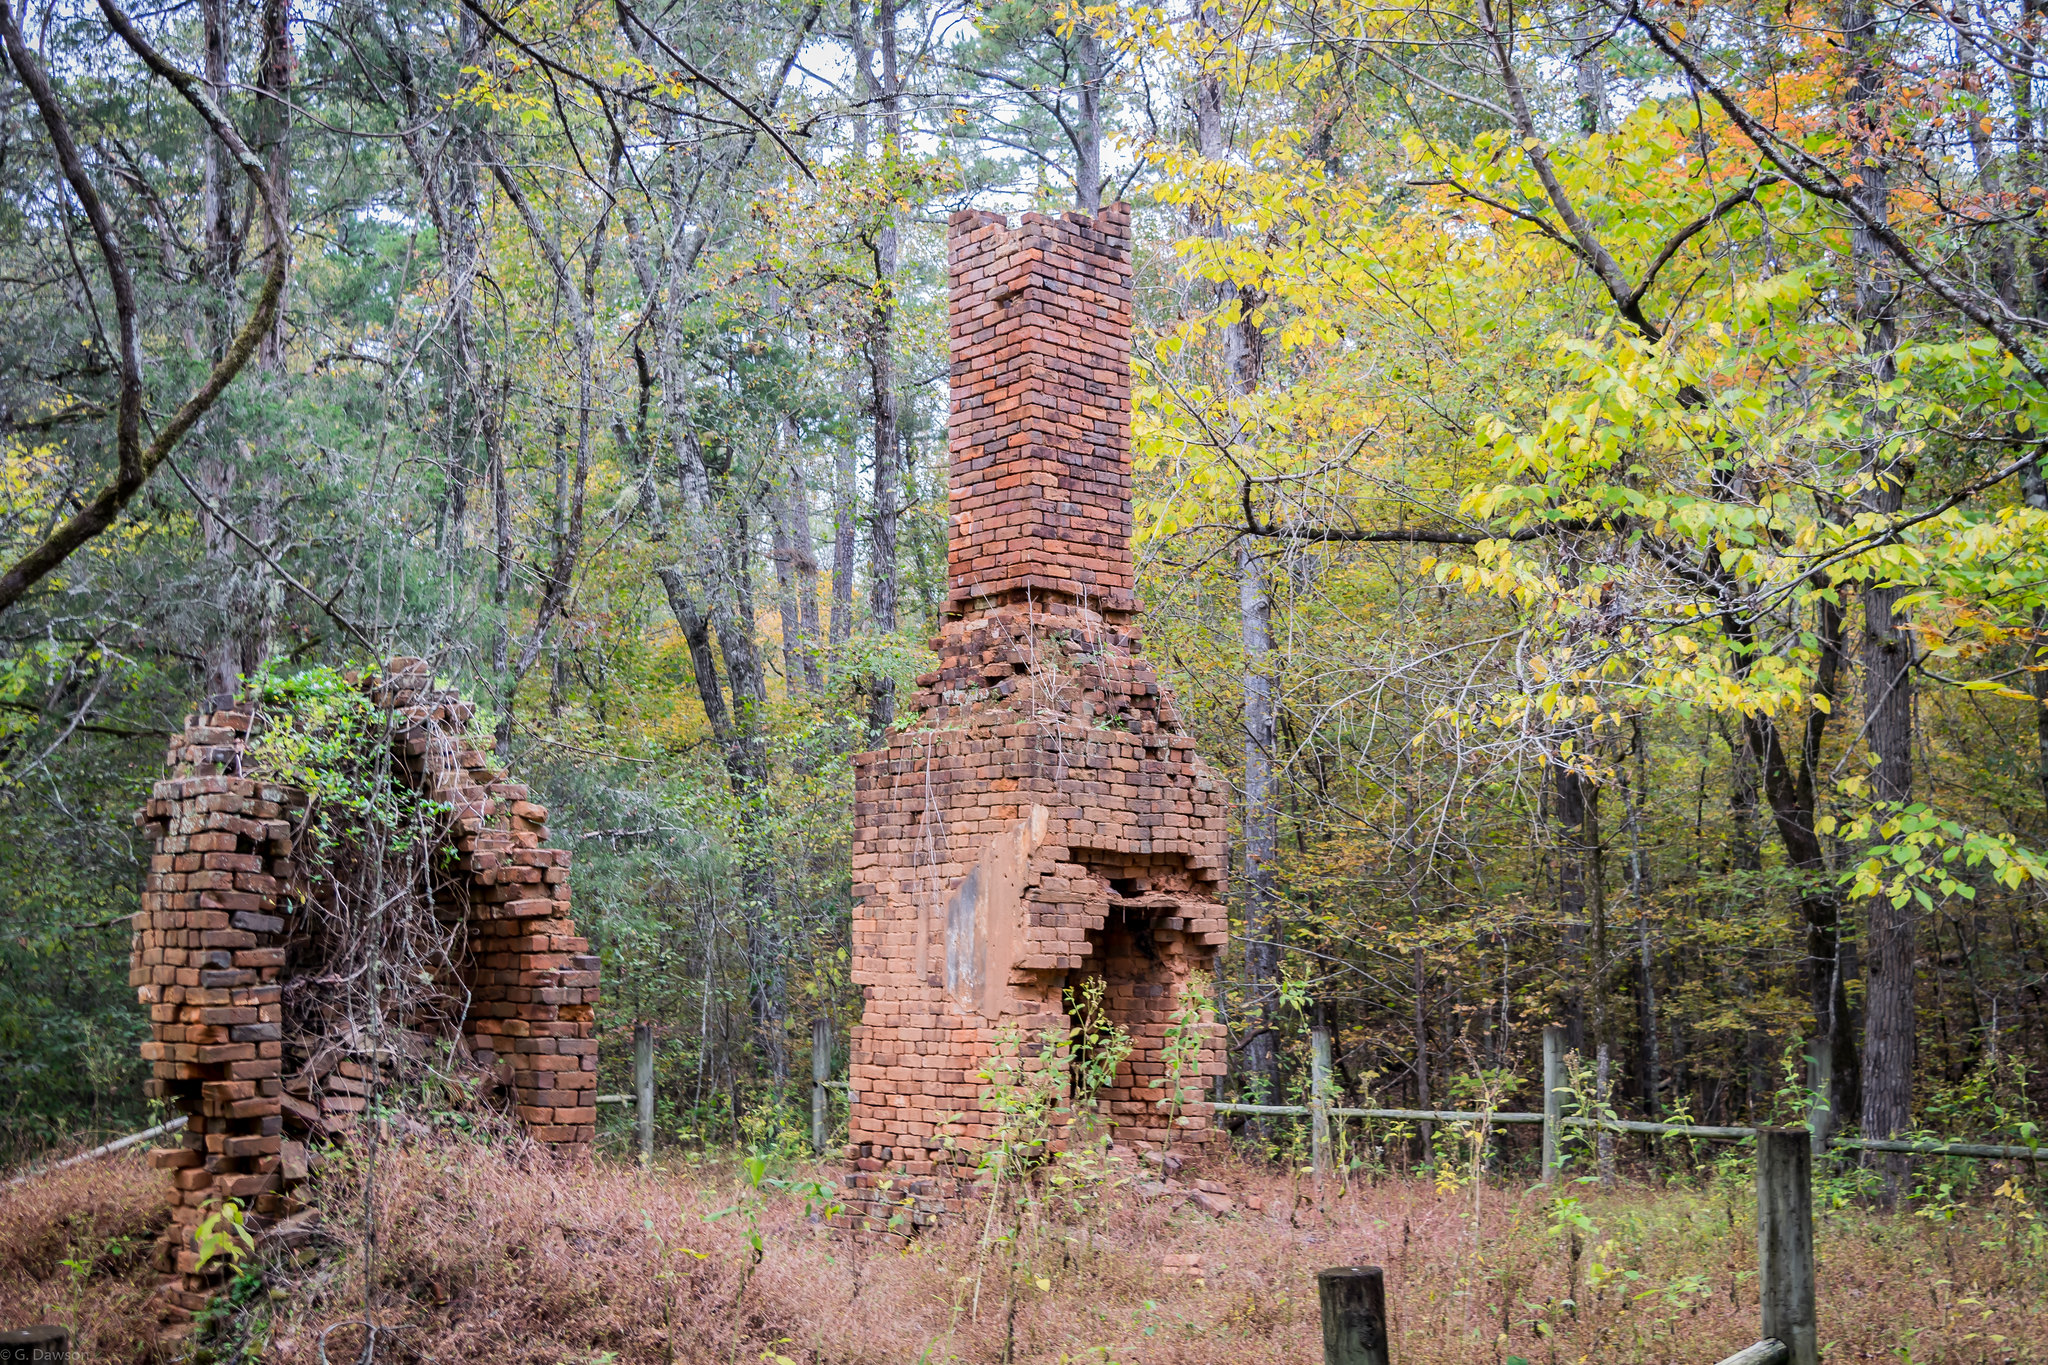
[5,1132,2045,1364]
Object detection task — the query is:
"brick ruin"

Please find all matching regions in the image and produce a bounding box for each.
[841,204,1230,1232]
[130,658,596,1321]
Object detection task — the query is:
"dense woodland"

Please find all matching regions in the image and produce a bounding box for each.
[3,0,2047,1201]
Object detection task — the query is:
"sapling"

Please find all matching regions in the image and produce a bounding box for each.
[1155,971,1211,1153]
[194,1194,256,1275]
[969,1021,1064,1326]
[640,1210,708,1365]
[704,1152,841,1363]
[1545,1194,1596,1318]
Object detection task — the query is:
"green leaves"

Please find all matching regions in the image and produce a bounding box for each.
[244,663,453,851]
[193,1195,256,1274]
[1842,804,2048,911]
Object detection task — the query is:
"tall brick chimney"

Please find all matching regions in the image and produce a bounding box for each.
[840,207,1229,1235]
[945,206,1137,618]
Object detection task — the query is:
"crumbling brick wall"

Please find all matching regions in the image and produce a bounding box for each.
[131,658,596,1321]
[841,205,1229,1234]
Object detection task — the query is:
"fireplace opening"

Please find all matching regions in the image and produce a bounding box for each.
[1056,852,1220,1147]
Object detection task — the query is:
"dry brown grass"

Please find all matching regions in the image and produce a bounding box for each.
[0,1147,172,1362]
[5,1134,2044,1364]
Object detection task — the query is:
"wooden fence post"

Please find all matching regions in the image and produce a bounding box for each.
[1805,1047,1834,1159]
[1317,1265,1389,1365]
[1541,1025,1566,1184]
[812,1018,831,1155]
[1757,1128,1818,1365]
[1311,1024,1332,1196]
[0,1326,69,1363]
[633,1021,654,1166]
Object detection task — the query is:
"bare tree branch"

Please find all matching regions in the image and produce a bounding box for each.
[0,0,288,616]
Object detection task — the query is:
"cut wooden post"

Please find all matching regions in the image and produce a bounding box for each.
[1311,1024,1332,1195]
[1541,1025,1566,1184]
[0,1325,69,1363]
[1712,1342,1790,1365]
[1317,1265,1389,1365]
[1757,1128,1818,1365]
[1805,1047,1834,1159]
[812,1018,832,1155]
[633,1021,654,1166]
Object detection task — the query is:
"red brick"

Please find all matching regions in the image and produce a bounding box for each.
[132,659,600,1313]
[844,207,1226,1232]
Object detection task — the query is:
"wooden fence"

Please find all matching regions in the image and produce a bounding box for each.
[1315,1128,1820,1365]
[1215,1024,2040,1185]
[600,1020,2042,1176]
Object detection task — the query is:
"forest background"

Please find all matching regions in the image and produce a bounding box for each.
[4,0,2048,1200]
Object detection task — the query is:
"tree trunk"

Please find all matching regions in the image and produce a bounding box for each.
[487,159,597,695]
[1841,0,1916,1204]
[722,506,786,1085]
[1625,718,1661,1117]
[1573,39,1607,136]
[1553,759,1597,1051]
[1076,24,1104,212]
[1196,38,1282,1121]
[830,428,857,669]
[1237,542,1281,1106]
[834,0,872,677]
[658,569,732,746]
[1397,713,1433,1157]
[725,515,784,1083]
[2026,456,2048,814]
[440,0,495,554]
[861,0,902,739]
[255,0,291,368]
[493,404,511,676]
[194,0,264,700]
[1587,767,1609,1063]
[2009,16,2048,817]
[1728,714,1763,877]
[1726,715,1769,1118]
[771,422,807,696]
[1595,1043,1616,1190]
[1219,97,1279,1112]
[864,301,899,734]
[788,459,825,695]
[1411,944,1429,1150]
[200,0,235,318]
[1744,593,1861,1142]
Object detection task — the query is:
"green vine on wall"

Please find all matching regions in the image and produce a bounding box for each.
[244,664,451,857]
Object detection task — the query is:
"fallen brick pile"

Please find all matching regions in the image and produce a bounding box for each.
[131,658,596,1322]
[840,205,1229,1236]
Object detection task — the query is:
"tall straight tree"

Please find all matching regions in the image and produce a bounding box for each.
[851,0,902,737]
[1839,0,1915,1200]
[1193,21,1282,1108]
[181,0,289,698]
[194,0,257,698]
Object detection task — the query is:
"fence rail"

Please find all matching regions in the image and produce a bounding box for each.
[1830,1136,2042,1160]
[3,1116,190,1189]
[1209,1099,2042,1167]
[599,1020,2042,1177]
[1209,1025,2040,1182]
